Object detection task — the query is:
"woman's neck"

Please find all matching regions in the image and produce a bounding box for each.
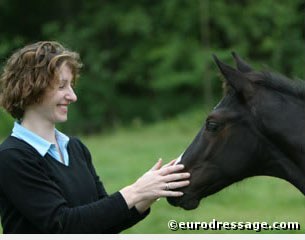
[21,112,56,143]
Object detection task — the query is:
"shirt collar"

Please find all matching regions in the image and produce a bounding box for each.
[55,128,70,148]
[11,121,69,157]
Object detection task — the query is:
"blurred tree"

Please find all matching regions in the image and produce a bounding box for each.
[43,0,207,134]
[0,0,303,135]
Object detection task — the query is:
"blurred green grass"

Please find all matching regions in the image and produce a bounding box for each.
[0,109,304,233]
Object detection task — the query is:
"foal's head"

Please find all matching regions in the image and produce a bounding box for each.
[168,53,305,210]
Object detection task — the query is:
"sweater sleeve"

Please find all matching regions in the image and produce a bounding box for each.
[73,138,150,233]
[0,147,148,233]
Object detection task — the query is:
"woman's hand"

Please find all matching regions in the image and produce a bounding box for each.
[120,158,190,212]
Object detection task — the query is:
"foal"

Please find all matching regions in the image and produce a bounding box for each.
[168,53,305,210]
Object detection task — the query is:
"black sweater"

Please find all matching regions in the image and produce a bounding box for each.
[0,136,149,233]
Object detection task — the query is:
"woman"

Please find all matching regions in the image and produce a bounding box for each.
[0,41,190,233]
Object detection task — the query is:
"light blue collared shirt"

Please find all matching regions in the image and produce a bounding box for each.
[11,122,70,166]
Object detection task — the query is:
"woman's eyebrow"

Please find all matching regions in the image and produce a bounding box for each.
[59,78,70,83]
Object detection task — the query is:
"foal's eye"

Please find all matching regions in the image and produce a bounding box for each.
[206,121,221,132]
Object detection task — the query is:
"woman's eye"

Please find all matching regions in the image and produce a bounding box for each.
[206,121,221,132]
[58,82,66,89]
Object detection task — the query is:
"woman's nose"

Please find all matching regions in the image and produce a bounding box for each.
[66,87,77,102]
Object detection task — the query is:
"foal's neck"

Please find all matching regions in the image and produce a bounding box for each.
[267,147,305,195]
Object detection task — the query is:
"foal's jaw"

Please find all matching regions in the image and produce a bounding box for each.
[169,163,235,210]
[178,198,200,210]
[169,177,233,210]
[168,193,200,210]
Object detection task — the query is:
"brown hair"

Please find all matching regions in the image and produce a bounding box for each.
[0,41,83,119]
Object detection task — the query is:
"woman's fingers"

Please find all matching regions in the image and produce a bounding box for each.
[161,159,177,168]
[158,164,185,176]
[150,157,177,171]
[161,191,184,197]
[164,180,190,190]
[163,172,190,183]
[136,158,191,200]
[158,180,190,197]
[150,158,163,171]
[152,158,179,171]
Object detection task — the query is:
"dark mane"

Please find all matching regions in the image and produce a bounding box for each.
[220,68,305,99]
[249,71,305,99]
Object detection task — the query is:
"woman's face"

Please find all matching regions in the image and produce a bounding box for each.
[26,63,77,125]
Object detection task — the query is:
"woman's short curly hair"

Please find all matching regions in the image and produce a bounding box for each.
[0,41,83,119]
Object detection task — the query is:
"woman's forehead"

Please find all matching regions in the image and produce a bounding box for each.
[58,63,73,81]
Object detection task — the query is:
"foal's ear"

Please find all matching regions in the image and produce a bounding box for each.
[213,54,254,99]
[231,52,253,73]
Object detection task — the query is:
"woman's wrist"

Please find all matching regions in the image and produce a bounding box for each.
[119,184,142,209]
[135,199,155,213]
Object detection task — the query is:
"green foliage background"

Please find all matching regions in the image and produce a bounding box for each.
[0,0,304,234]
[0,0,304,135]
